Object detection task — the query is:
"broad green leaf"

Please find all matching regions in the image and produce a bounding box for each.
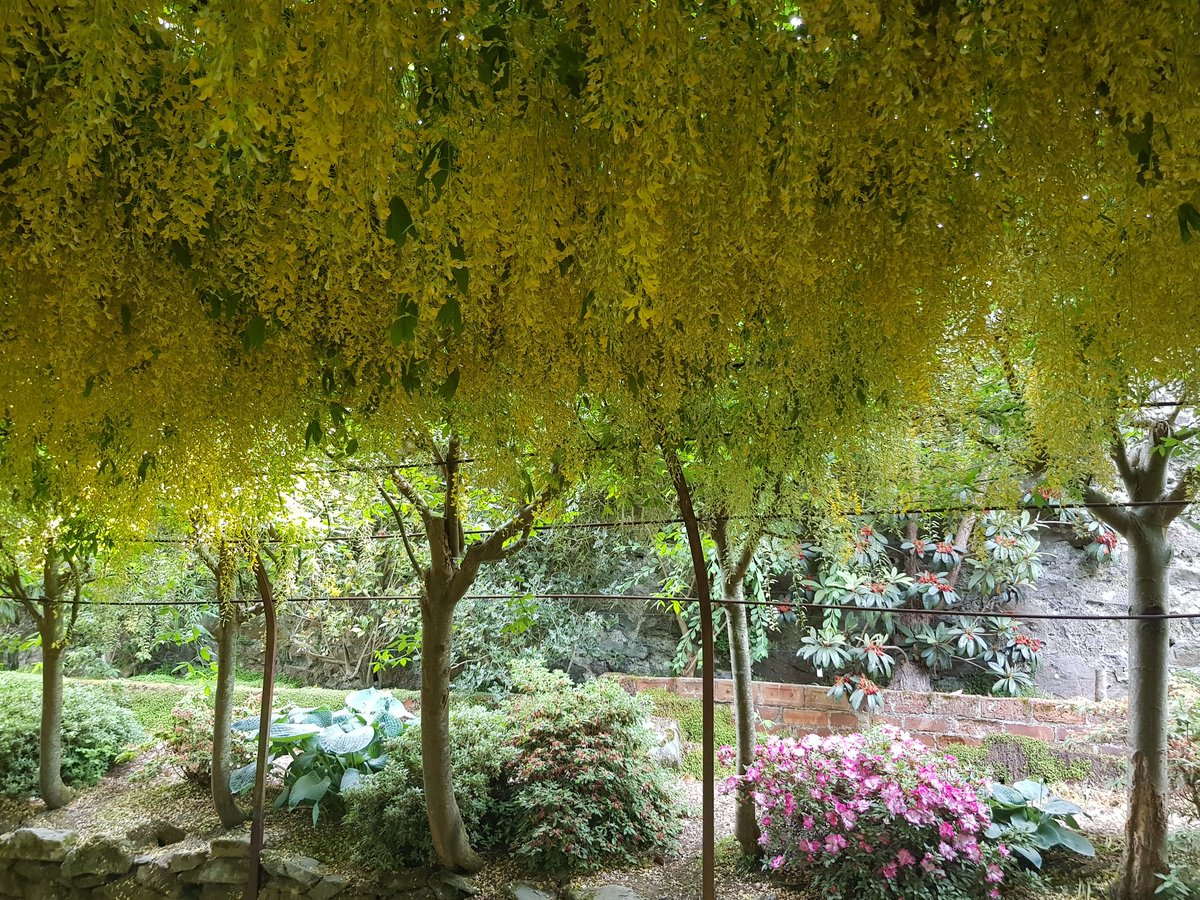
[288,772,331,807]
[268,723,321,742]
[316,724,375,756]
[385,197,415,247]
[229,761,257,795]
[242,315,266,349]
[345,687,385,713]
[340,768,362,793]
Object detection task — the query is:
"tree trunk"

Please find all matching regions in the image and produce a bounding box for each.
[889,654,932,693]
[723,582,761,857]
[420,592,481,873]
[39,640,69,809]
[211,613,245,827]
[1114,525,1171,900]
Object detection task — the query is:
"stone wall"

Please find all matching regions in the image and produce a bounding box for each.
[620,675,1123,751]
[0,827,471,900]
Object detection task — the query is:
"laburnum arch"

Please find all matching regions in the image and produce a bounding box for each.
[3,2,1200,897]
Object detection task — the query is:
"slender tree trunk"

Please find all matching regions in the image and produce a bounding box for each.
[1114,524,1171,900]
[420,590,481,873]
[38,639,69,809]
[723,581,761,856]
[211,612,245,827]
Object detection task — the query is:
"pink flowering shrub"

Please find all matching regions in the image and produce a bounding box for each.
[722,727,1014,900]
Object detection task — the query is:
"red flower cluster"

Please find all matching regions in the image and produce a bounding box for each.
[1096,531,1119,550]
[1013,633,1044,653]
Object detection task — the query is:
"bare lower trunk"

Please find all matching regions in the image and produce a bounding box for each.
[724,585,761,857]
[1114,528,1170,900]
[39,642,69,809]
[889,655,932,693]
[211,616,245,827]
[421,595,481,873]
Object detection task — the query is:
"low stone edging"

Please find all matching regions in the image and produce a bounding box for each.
[618,675,1124,751]
[0,826,470,900]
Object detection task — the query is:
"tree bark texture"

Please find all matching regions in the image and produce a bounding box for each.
[38,640,69,809]
[1114,525,1171,900]
[211,606,245,827]
[419,589,481,873]
[666,450,716,900]
[723,583,761,856]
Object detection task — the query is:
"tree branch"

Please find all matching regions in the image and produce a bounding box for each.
[387,468,434,526]
[1158,466,1198,524]
[378,483,428,579]
[1111,429,1136,487]
[732,526,764,586]
[1084,484,1133,535]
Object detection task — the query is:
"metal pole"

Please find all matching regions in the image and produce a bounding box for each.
[665,449,716,900]
[246,553,278,900]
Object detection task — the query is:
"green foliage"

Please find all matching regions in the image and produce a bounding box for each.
[984,779,1096,870]
[799,512,1047,710]
[1168,672,1200,817]
[62,647,120,680]
[0,674,142,798]
[504,663,682,873]
[161,693,256,785]
[233,687,414,824]
[951,734,1092,785]
[1156,829,1200,899]
[343,704,514,870]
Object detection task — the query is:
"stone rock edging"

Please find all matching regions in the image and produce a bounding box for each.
[0,827,472,900]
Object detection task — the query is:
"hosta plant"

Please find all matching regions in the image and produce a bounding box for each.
[724,727,1015,900]
[231,686,414,823]
[983,779,1095,870]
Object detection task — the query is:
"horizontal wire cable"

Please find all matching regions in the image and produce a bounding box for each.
[123,496,1194,547]
[0,591,1192,621]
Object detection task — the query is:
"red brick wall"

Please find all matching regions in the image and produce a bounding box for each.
[618,676,1122,751]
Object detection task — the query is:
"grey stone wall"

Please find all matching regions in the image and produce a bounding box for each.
[0,828,471,900]
[1019,521,1200,700]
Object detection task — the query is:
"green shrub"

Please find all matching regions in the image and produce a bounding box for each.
[505,662,682,873]
[0,677,143,798]
[343,704,514,870]
[162,693,257,785]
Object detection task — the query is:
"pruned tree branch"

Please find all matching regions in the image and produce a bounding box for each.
[1084,484,1133,535]
[1158,466,1198,524]
[1112,428,1137,487]
[732,525,763,586]
[378,481,429,579]
[387,468,434,525]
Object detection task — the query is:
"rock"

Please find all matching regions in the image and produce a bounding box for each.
[589,888,643,900]
[93,877,168,900]
[186,856,247,885]
[208,836,250,858]
[0,828,77,862]
[61,836,134,880]
[160,847,207,874]
[198,886,242,900]
[308,873,350,900]
[436,871,477,896]
[134,861,186,897]
[13,860,56,880]
[0,867,24,898]
[258,884,305,900]
[508,886,554,900]
[126,820,186,848]
[261,852,324,889]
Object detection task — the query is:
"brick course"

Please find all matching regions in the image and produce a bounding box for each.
[619,675,1120,749]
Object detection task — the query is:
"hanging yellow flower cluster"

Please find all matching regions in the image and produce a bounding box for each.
[1,0,1198,517]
